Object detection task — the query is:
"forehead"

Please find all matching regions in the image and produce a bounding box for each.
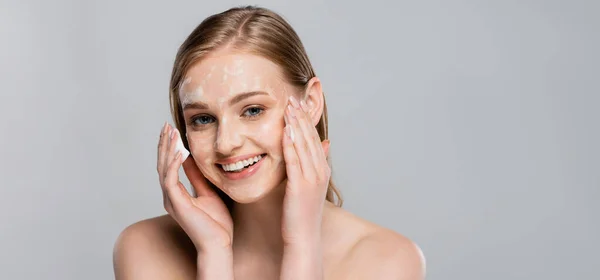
[181,52,285,94]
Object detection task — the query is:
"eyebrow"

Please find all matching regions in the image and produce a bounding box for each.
[229,91,269,106]
[182,91,270,111]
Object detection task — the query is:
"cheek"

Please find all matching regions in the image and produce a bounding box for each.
[186,132,215,169]
[247,114,285,160]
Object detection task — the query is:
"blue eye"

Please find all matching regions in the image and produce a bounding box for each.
[243,107,264,118]
[192,115,215,125]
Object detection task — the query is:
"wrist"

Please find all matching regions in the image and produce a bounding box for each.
[196,247,233,280]
[283,228,321,247]
[281,242,323,280]
[283,238,322,263]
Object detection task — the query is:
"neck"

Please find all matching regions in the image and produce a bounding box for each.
[230,180,287,260]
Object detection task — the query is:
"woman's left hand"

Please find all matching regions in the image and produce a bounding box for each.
[281,96,331,246]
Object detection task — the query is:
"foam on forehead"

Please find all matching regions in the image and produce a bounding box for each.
[179,53,292,107]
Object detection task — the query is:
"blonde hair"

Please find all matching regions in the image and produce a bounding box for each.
[169,6,342,207]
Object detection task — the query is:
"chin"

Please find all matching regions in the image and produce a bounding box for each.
[204,153,286,204]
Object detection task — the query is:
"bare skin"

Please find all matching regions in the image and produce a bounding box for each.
[113,204,425,279]
[113,51,425,279]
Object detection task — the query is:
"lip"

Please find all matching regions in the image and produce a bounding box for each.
[215,153,265,165]
[218,154,266,181]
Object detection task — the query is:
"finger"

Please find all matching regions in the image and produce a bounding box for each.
[182,156,218,197]
[157,122,169,174]
[165,127,180,175]
[164,151,192,211]
[286,100,316,180]
[298,98,326,171]
[282,116,302,183]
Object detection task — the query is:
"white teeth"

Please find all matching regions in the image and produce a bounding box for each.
[221,155,263,172]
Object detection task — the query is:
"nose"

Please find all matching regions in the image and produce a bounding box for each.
[214,118,244,156]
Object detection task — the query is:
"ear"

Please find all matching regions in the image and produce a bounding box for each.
[303,77,325,127]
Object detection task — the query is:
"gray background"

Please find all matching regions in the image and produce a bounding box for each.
[1,0,598,279]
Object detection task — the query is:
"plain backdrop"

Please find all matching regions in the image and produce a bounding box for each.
[1,0,598,279]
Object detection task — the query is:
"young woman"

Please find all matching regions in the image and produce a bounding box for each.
[113,6,425,280]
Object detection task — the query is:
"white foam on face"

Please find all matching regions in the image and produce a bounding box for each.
[179,77,193,105]
[181,76,192,88]
[222,73,228,84]
[178,53,298,203]
[226,59,245,76]
[206,65,215,80]
[181,85,205,107]
[180,65,219,107]
[217,96,227,109]
[224,61,247,96]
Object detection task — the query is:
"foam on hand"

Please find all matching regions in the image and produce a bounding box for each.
[175,131,190,162]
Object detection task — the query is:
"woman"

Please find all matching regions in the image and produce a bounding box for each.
[113,6,425,280]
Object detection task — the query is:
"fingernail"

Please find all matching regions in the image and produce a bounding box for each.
[300,99,308,112]
[284,113,289,125]
[170,128,177,139]
[286,125,295,142]
[287,104,296,117]
[289,96,300,109]
[162,122,167,133]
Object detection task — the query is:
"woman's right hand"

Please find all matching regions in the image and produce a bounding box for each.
[157,123,233,253]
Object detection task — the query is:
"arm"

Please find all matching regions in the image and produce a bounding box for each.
[279,92,331,279]
[280,240,323,280]
[196,247,234,280]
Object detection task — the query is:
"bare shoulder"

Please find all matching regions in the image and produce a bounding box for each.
[112,214,197,280]
[348,228,426,279]
[327,207,426,280]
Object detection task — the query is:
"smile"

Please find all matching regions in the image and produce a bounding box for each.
[220,154,264,172]
[216,153,267,180]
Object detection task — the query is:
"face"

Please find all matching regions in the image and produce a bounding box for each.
[179,51,296,203]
